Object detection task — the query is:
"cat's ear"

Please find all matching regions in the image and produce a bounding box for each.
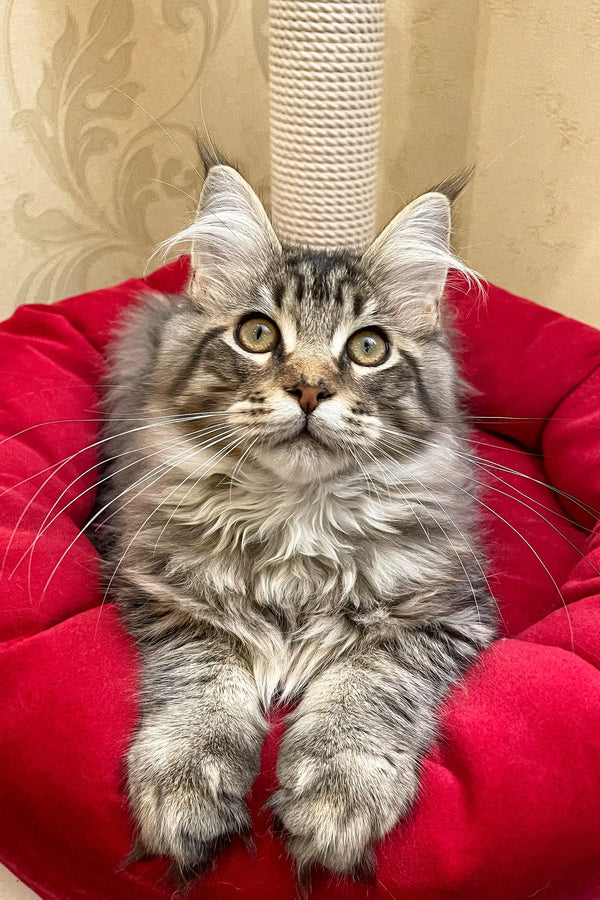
[362,192,452,332]
[185,165,281,307]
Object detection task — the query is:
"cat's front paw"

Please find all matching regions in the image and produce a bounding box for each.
[126,742,252,881]
[270,747,418,878]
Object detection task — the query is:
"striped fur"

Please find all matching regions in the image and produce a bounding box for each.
[101,166,495,885]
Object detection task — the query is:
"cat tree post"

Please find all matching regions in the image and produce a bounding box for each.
[269,0,386,252]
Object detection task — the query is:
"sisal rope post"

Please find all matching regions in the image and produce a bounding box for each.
[269,0,386,253]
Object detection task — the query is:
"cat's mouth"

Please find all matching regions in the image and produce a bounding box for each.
[296,415,331,444]
[269,417,328,449]
[278,430,322,447]
[299,418,316,437]
[295,431,320,444]
[259,418,349,482]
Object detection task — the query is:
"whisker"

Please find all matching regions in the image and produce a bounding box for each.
[359,445,427,536]
[377,425,600,524]
[96,428,243,533]
[470,456,599,522]
[0,410,237,452]
[102,432,247,608]
[377,432,575,650]
[227,434,262,507]
[93,431,246,638]
[467,487,574,651]
[36,428,241,601]
[154,432,254,554]
[17,424,228,589]
[466,433,542,457]
[471,459,596,535]
[367,441,498,628]
[107,84,204,183]
[382,424,597,536]
[149,178,197,205]
[348,446,382,506]
[2,414,234,577]
[468,473,600,578]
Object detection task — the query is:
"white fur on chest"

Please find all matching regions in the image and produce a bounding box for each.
[170,443,465,705]
[194,463,398,608]
[178,445,462,611]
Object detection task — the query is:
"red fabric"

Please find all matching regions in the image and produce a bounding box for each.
[1,259,599,899]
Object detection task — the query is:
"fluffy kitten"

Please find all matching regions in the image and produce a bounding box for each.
[101,164,495,885]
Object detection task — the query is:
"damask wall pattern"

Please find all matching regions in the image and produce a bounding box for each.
[1,0,600,327]
[2,0,269,309]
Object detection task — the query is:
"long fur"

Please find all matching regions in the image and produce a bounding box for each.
[100,166,495,884]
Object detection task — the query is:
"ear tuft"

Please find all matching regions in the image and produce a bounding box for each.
[157,165,281,308]
[363,192,476,332]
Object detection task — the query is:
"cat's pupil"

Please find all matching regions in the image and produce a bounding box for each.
[363,337,376,354]
[255,324,267,341]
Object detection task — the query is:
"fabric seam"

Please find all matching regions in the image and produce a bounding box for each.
[539,356,600,449]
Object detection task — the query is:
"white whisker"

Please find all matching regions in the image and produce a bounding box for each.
[18,424,229,590]
[2,414,234,578]
[103,432,247,609]
[378,430,575,650]
[37,428,241,601]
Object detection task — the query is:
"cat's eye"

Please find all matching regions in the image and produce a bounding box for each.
[346,328,389,367]
[236,315,280,353]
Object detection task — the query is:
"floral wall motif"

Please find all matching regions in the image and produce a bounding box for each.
[1,0,600,327]
[2,0,268,309]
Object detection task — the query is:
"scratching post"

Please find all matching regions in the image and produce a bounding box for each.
[269,0,386,252]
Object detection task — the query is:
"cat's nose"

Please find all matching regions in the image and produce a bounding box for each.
[286,382,334,414]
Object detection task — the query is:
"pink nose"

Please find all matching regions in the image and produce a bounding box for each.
[286,383,333,414]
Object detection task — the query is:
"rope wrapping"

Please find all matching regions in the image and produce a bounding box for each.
[269,0,385,252]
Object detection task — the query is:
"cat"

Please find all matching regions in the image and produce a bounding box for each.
[100,161,495,887]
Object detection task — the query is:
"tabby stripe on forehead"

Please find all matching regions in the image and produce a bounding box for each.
[171,326,226,393]
[352,291,365,317]
[399,349,439,420]
[295,272,305,304]
[272,282,286,309]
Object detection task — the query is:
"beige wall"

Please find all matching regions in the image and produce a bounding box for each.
[1,0,600,327]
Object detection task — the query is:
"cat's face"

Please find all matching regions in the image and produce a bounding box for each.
[156,166,467,484]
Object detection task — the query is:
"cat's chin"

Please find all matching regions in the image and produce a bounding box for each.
[258,436,347,484]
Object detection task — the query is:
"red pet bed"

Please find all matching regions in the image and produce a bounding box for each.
[1,257,600,900]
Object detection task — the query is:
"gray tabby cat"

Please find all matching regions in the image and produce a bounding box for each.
[101,164,495,886]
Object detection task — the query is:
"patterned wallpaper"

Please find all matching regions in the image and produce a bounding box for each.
[1,0,600,326]
[1,0,269,309]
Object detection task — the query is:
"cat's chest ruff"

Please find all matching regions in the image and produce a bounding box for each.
[198,469,394,609]
[222,471,384,560]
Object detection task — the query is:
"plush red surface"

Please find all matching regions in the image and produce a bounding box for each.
[1,258,600,900]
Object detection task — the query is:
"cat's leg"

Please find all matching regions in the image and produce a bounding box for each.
[271,616,492,879]
[126,630,266,879]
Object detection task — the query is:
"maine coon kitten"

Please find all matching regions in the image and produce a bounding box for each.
[101,164,495,884]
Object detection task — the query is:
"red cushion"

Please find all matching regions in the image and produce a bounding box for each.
[1,258,599,900]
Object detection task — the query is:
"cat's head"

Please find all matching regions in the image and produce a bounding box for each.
[154,165,474,485]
